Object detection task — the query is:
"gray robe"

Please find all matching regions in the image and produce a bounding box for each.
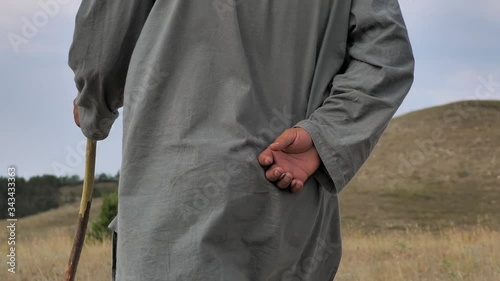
[69,0,414,280]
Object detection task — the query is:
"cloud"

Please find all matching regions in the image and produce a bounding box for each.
[1,0,80,52]
[1,0,81,54]
[400,0,500,24]
[1,0,80,19]
[417,69,500,106]
[484,0,500,23]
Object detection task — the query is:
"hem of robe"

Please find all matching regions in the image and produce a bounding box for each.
[108,217,118,281]
[108,216,118,231]
[76,102,119,141]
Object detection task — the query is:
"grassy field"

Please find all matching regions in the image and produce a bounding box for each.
[1,199,499,281]
[1,199,106,281]
[337,226,500,281]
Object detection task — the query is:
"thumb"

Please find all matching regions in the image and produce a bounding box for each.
[269,129,297,151]
[73,98,80,127]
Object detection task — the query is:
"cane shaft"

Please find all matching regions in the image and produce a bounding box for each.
[65,138,97,281]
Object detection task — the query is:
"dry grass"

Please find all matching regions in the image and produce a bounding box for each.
[336,227,500,281]
[1,223,498,280]
[1,229,111,281]
[0,199,106,281]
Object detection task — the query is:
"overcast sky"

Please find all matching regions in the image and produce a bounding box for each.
[1,0,499,179]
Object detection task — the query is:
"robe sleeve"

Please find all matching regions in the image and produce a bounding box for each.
[294,0,415,194]
[68,0,155,140]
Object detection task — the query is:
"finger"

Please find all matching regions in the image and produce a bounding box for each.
[291,179,304,193]
[73,98,80,127]
[269,129,297,151]
[265,165,284,182]
[276,172,293,189]
[258,147,274,166]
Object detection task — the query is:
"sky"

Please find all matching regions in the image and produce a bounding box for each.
[0,0,499,179]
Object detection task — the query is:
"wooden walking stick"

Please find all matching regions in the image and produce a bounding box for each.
[65,138,97,281]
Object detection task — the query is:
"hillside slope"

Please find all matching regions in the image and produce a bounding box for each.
[15,198,103,240]
[341,100,500,231]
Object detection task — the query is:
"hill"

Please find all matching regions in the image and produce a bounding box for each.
[59,181,117,205]
[17,198,104,240]
[341,100,500,231]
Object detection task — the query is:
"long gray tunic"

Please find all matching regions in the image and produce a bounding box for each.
[69,0,414,280]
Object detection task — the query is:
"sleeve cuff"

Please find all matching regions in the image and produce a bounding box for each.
[78,104,119,141]
[293,119,347,194]
[108,215,118,232]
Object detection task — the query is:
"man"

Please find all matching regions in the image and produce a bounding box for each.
[70,0,414,280]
